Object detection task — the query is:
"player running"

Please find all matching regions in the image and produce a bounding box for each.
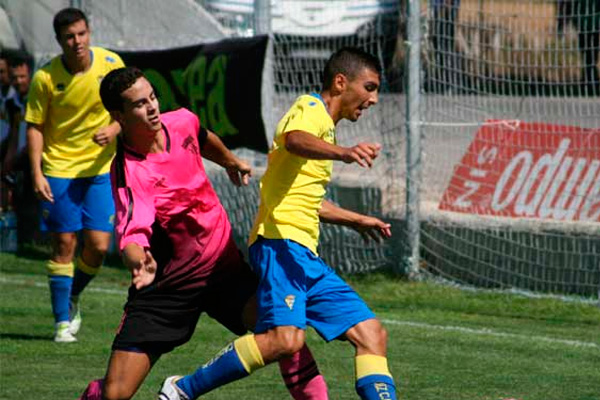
[159,47,397,399]
[78,67,327,400]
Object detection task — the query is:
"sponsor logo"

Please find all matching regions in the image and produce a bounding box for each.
[439,121,600,222]
[285,294,295,310]
[153,177,166,188]
[182,135,199,155]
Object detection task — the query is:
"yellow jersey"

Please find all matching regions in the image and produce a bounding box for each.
[249,94,335,254]
[25,47,124,178]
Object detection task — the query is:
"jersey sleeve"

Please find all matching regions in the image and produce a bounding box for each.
[280,101,323,138]
[24,70,50,125]
[111,162,156,251]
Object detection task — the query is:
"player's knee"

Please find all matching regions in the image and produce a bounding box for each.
[271,327,305,358]
[346,318,388,355]
[52,233,77,260]
[89,240,110,257]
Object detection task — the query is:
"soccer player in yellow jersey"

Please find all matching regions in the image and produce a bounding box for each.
[160,48,398,400]
[25,8,124,343]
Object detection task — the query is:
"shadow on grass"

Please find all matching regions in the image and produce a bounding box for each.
[0,332,52,342]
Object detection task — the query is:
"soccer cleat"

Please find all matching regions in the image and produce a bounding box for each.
[54,321,77,343]
[69,296,82,335]
[157,376,190,400]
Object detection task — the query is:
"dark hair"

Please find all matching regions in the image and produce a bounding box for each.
[53,8,88,38]
[100,67,145,112]
[7,52,32,71]
[322,47,382,91]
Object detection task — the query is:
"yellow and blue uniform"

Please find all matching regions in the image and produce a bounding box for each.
[174,94,396,400]
[248,93,375,341]
[249,94,335,254]
[25,47,123,326]
[25,46,123,178]
[25,47,124,234]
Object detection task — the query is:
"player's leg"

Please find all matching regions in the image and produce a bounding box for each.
[305,259,397,400]
[277,343,328,400]
[345,319,396,400]
[168,238,309,399]
[98,282,201,400]
[103,350,156,400]
[42,176,81,342]
[79,350,156,400]
[243,296,328,400]
[70,174,115,334]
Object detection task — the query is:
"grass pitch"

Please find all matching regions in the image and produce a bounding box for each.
[1,250,599,400]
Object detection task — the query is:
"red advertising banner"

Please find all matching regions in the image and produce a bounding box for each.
[439,121,600,223]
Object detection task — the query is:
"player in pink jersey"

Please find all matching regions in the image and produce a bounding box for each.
[77,67,328,400]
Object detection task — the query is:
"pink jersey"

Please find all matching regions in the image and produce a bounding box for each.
[111,108,233,290]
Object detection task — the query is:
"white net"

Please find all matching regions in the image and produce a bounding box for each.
[416,0,600,297]
[207,0,599,298]
[3,0,597,297]
[199,0,407,276]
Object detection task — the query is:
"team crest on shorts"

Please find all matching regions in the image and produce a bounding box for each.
[284,295,295,310]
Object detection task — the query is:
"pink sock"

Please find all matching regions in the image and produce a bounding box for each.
[278,344,328,400]
[78,379,103,400]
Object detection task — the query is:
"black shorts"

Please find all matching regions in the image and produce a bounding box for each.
[111,250,258,355]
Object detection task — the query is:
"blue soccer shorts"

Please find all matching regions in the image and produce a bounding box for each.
[248,237,376,342]
[41,173,114,233]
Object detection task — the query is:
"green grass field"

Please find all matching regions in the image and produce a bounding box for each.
[1,250,599,400]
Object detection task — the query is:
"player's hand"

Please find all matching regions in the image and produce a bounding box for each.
[132,250,157,289]
[341,143,381,168]
[93,126,118,147]
[226,158,252,186]
[352,215,391,243]
[32,173,54,203]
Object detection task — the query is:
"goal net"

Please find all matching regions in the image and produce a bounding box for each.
[204,0,599,298]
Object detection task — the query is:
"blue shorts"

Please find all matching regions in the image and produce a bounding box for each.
[248,237,375,342]
[41,174,115,233]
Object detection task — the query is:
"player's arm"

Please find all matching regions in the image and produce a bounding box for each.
[93,120,121,146]
[319,199,391,242]
[285,130,382,168]
[26,122,53,202]
[200,128,251,186]
[121,243,157,290]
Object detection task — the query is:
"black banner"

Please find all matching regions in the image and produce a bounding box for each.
[116,35,268,153]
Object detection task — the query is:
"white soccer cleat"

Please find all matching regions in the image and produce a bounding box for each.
[157,376,190,400]
[54,321,77,343]
[69,296,82,335]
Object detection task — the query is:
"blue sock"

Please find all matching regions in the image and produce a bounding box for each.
[356,374,397,400]
[177,335,264,398]
[49,275,72,323]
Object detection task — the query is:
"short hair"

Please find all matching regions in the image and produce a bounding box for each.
[100,67,145,112]
[322,47,382,90]
[53,8,88,38]
[8,52,32,71]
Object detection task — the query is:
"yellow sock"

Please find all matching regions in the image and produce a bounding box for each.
[46,260,74,277]
[355,354,392,380]
[233,334,265,373]
[76,256,101,275]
